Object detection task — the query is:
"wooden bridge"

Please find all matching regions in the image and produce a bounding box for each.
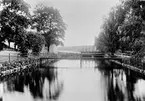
[39,51,121,60]
[81,51,104,58]
[39,51,121,67]
[40,57,121,60]
[39,45,121,64]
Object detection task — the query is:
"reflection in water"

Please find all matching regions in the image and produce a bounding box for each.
[0,59,145,101]
[97,60,145,101]
[53,59,97,69]
[134,79,145,101]
[1,68,63,101]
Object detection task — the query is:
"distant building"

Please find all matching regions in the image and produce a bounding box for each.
[40,44,58,54]
[57,45,97,53]
[49,44,58,53]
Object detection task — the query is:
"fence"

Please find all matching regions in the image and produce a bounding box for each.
[0,53,41,64]
[0,54,19,63]
[0,52,80,64]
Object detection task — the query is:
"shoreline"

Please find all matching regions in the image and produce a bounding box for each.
[0,58,57,78]
[111,60,145,75]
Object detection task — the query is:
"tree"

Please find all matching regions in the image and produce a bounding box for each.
[95,0,145,55]
[16,30,29,55]
[15,31,45,56]
[95,31,111,53]
[119,0,145,54]
[0,0,31,49]
[96,3,128,54]
[26,31,45,55]
[32,3,66,52]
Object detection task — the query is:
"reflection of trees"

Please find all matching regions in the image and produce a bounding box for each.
[96,60,143,101]
[14,75,25,92]
[6,67,63,100]
[28,70,44,98]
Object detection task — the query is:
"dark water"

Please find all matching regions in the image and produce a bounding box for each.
[0,59,145,101]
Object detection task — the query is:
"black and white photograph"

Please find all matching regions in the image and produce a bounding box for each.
[0,0,145,101]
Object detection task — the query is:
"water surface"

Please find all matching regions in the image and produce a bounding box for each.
[0,59,145,101]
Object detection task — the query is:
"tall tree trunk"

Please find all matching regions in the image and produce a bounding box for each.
[47,44,51,52]
[8,41,10,48]
[14,43,16,50]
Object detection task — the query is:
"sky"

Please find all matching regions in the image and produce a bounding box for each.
[25,0,119,46]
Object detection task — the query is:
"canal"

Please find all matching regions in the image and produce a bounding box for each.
[0,59,145,101]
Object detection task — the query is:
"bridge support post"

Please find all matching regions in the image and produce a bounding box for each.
[80,59,82,68]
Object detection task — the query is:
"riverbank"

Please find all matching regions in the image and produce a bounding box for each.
[0,57,57,78]
[111,60,145,75]
[0,52,81,78]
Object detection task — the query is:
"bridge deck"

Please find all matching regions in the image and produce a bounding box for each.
[40,57,121,60]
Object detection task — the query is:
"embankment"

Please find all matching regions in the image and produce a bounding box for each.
[111,59,145,75]
[0,57,57,78]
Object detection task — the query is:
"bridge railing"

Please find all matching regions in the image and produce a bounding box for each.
[17,52,81,59]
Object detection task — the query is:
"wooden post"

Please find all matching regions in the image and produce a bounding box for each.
[9,53,10,62]
[17,54,18,60]
[80,59,82,68]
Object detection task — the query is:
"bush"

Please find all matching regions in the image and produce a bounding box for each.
[1,58,39,72]
[27,32,45,55]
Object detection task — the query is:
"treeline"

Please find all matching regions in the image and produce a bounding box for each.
[0,0,66,55]
[95,0,145,57]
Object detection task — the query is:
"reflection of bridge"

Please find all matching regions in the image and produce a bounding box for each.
[80,59,96,68]
[41,59,98,69]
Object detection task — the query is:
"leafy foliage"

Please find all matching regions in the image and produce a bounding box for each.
[95,0,145,55]
[0,1,66,55]
[32,3,66,51]
[96,3,128,54]
[0,0,30,50]
[16,31,45,56]
[119,0,145,54]
[16,30,29,55]
[26,31,45,55]
[95,32,111,53]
